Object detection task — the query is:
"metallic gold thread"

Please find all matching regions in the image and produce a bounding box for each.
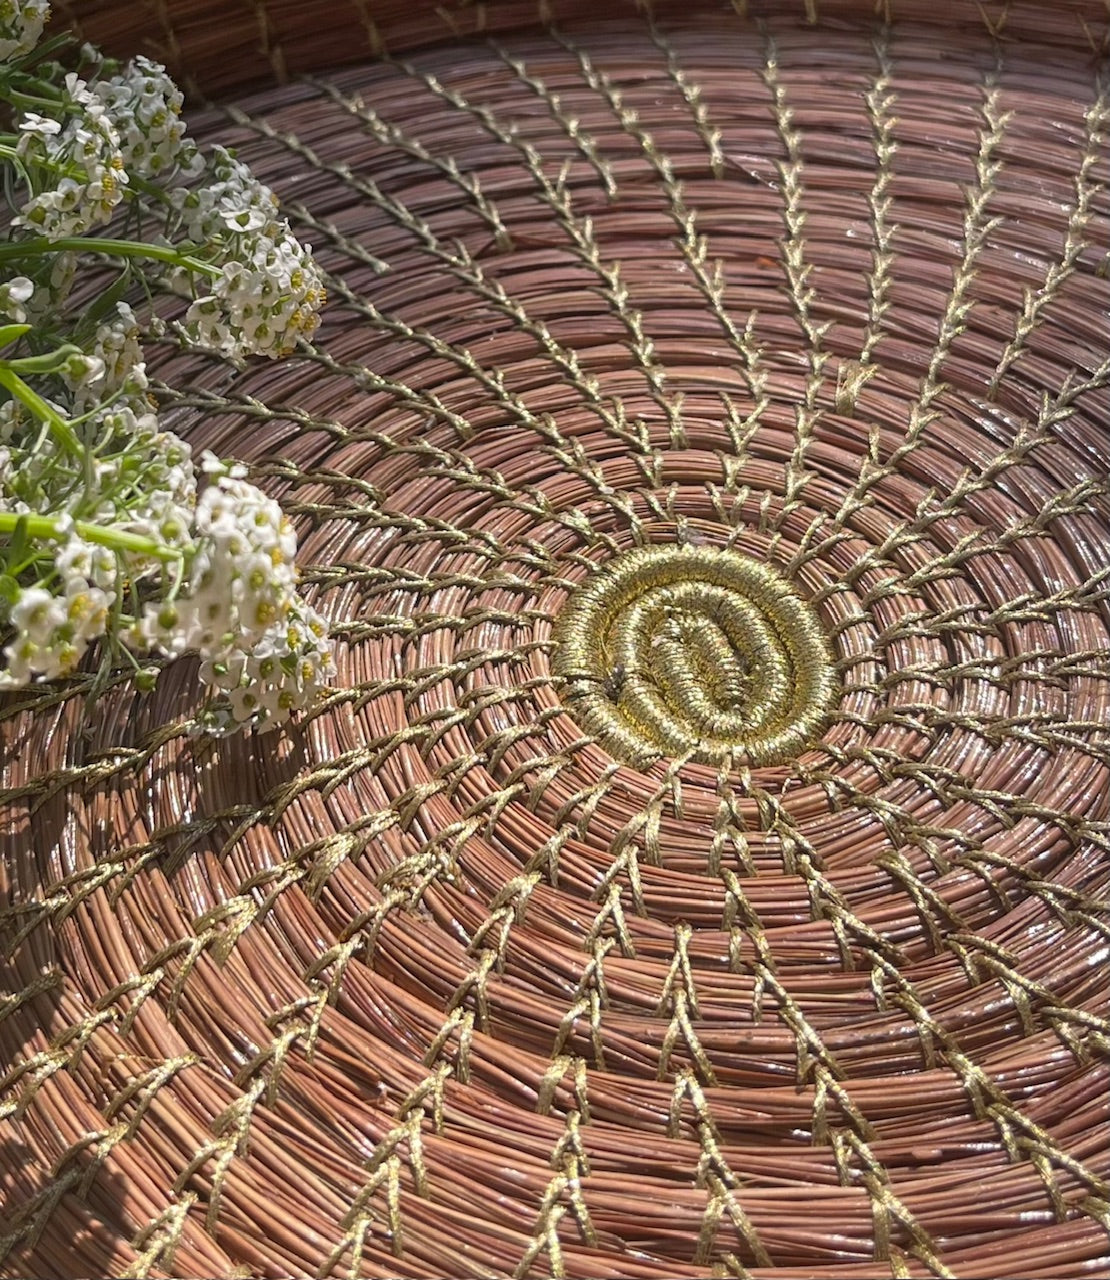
[553,546,838,767]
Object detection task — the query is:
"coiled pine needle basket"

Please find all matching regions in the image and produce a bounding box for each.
[3,1,1110,1276]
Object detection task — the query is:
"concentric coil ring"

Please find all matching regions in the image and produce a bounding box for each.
[553,545,838,766]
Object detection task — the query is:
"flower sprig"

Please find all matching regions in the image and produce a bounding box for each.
[0,1,335,731]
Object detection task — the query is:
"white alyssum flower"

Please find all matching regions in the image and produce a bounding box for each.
[200,596,335,732]
[1,417,335,725]
[0,577,115,687]
[0,399,188,530]
[14,74,128,239]
[86,418,198,560]
[114,456,335,729]
[90,56,204,182]
[56,532,118,592]
[0,0,50,62]
[63,302,149,411]
[0,277,34,323]
[169,147,326,359]
[169,146,280,243]
[0,40,334,728]
[135,465,297,654]
[184,236,326,359]
[21,250,78,321]
[1,417,332,724]
[1,585,69,685]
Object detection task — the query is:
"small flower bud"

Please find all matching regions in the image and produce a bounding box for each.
[134,666,159,693]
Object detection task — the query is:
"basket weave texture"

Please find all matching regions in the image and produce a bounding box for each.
[3,1,1110,1277]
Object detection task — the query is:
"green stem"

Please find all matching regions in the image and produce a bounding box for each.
[0,87,61,112]
[0,364,81,455]
[0,65,65,103]
[0,235,218,279]
[0,511,183,561]
[1,134,188,210]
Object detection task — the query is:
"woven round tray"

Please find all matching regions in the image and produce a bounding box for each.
[3,1,1109,1276]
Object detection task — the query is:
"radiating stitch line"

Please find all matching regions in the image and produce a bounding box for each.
[989,79,1109,397]
[546,25,773,446]
[382,50,691,446]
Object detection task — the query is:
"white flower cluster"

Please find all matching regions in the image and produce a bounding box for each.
[18,251,77,322]
[184,241,326,360]
[62,301,149,412]
[173,148,326,360]
[90,55,204,182]
[0,400,191,527]
[10,45,326,358]
[15,73,128,239]
[14,54,204,240]
[0,0,49,61]
[1,22,336,730]
[0,425,121,684]
[0,435,334,730]
[171,145,280,243]
[137,462,335,729]
[1,572,114,685]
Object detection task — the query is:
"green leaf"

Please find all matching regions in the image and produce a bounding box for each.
[19,32,78,71]
[81,267,133,329]
[0,323,31,349]
[6,513,29,564]
[0,364,82,454]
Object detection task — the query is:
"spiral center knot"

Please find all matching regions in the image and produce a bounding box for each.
[553,545,838,766]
